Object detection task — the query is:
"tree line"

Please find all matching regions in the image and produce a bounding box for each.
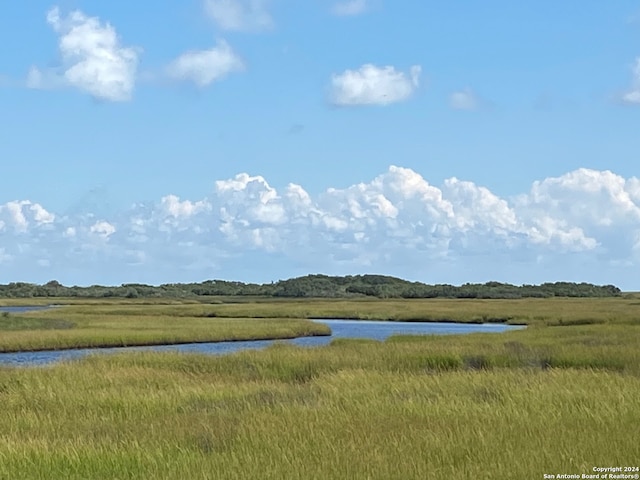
[0,275,622,299]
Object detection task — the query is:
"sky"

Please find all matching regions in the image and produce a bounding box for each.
[1,1,640,289]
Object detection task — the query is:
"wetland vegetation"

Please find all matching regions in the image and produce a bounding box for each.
[0,305,329,353]
[0,290,638,478]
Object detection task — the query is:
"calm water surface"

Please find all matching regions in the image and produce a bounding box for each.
[0,307,525,366]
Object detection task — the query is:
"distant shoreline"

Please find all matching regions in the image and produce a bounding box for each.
[0,275,622,300]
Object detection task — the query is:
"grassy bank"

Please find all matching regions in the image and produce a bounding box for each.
[0,321,638,479]
[0,308,329,352]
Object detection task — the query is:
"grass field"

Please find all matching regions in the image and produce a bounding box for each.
[0,297,638,478]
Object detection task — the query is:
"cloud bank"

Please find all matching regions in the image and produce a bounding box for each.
[1,167,639,288]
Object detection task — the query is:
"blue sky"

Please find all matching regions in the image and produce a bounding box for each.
[1,0,640,289]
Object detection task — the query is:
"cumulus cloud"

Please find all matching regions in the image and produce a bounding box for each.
[2,167,640,288]
[329,64,421,106]
[161,195,210,219]
[216,173,288,229]
[204,0,273,32]
[523,169,640,226]
[515,168,640,257]
[28,7,140,102]
[0,201,55,232]
[622,57,640,105]
[166,41,244,87]
[90,221,116,238]
[450,88,479,110]
[331,0,370,16]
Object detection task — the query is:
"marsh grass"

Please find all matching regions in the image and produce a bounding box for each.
[3,295,640,327]
[0,325,638,479]
[6,296,637,325]
[0,315,75,331]
[0,308,329,352]
[0,297,638,478]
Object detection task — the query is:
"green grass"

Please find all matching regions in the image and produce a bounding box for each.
[6,295,638,352]
[5,295,640,325]
[0,314,75,331]
[0,297,638,478]
[0,323,638,479]
[0,306,329,352]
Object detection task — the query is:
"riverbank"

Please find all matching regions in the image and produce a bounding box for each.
[0,306,330,353]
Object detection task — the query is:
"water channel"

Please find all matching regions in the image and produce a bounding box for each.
[0,306,525,366]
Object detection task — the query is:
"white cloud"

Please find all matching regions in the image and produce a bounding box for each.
[450,88,479,110]
[622,57,640,105]
[28,7,140,102]
[329,64,421,106]
[331,0,369,16]
[161,195,210,219]
[90,221,116,238]
[30,204,55,224]
[526,217,596,251]
[216,173,287,227]
[523,169,640,226]
[0,201,55,232]
[166,41,244,87]
[514,168,640,258]
[2,167,640,288]
[204,0,273,32]
[3,202,29,232]
[443,178,518,232]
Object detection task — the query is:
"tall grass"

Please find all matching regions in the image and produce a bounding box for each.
[0,297,638,478]
[0,328,638,479]
[0,311,329,352]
